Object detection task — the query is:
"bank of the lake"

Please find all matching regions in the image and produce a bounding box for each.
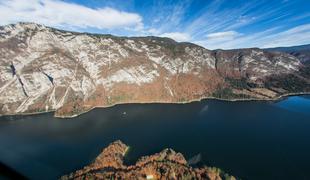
[1,92,309,118]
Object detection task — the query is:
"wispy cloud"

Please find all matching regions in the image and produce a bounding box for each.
[185,0,260,39]
[260,24,310,48]
[195,24,310,49]
[0,0,143,30]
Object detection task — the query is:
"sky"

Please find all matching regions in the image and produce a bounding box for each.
[0,0,309,49]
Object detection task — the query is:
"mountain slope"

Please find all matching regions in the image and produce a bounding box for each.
[266,44,310,64]
[0,23,309,117]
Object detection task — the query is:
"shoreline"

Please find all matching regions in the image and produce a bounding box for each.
[1,92,309,118]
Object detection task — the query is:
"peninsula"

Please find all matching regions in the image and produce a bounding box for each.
[61,141,236,180]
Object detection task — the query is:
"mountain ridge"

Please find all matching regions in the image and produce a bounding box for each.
[265,44,310,52]
[0,22,309,117]
[265,44,310,64]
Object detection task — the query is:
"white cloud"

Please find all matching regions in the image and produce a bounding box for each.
[206,31,241,40]
[0,0,143,30]
[160,32,191,42]
[147,28,161,34]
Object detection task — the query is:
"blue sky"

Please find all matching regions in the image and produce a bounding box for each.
[0,0,309,49]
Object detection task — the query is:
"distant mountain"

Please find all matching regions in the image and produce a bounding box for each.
[266,44,310,52]
[266,44,310,64]
[0,23,309,117]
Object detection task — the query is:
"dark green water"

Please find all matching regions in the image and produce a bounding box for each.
[0,96,310,180]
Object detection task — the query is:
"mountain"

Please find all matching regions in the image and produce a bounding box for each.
[266,44,310,52]
[266,44,310,65]
[61,140,236,180]
[0,23,309,117]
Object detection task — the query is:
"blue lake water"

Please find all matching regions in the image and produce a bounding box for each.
[0,95,310,180]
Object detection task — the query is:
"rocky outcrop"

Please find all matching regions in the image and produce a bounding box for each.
[61,141,236,180]
[0,23,309,117]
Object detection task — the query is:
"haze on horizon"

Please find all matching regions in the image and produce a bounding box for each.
[0,0,309,49]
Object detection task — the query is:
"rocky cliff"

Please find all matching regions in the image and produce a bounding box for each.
[61,140,236,180]
[0,23,309,117]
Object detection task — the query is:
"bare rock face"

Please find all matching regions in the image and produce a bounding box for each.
[61,140,236,180]
[0,22,309,117]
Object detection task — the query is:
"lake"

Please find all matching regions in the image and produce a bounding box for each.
[0,96,310,180]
